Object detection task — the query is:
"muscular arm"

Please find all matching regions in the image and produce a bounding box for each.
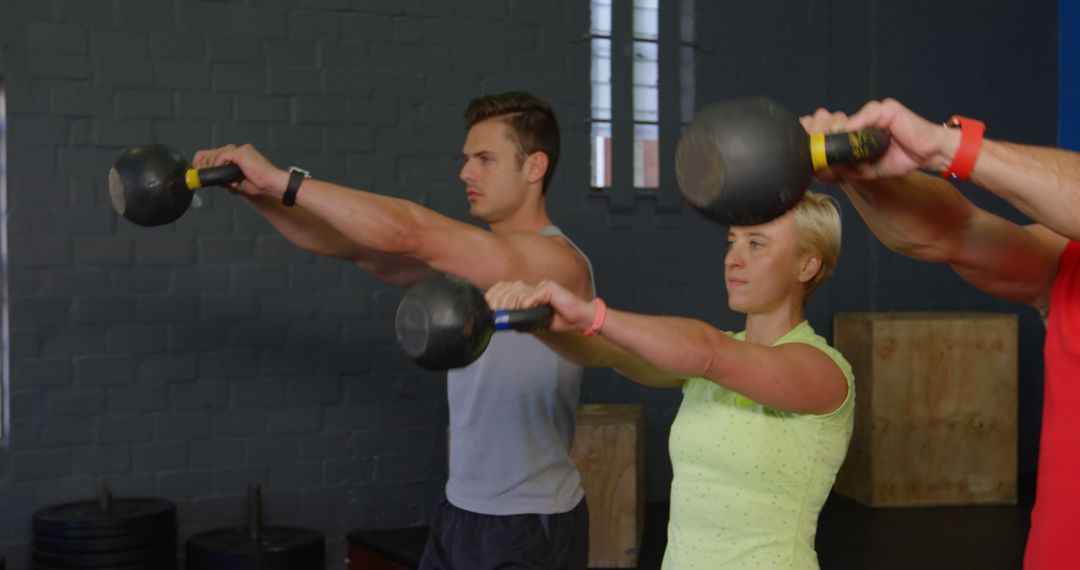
[241,193,438,287]
[840,172,1063,307]
[195,145,590,294]
[287,179,590,294]
[823,98,1080,242]
[967,140,1080,243]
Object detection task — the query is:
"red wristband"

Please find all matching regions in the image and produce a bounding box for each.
[582,298,607,337]
[940,115,985,181]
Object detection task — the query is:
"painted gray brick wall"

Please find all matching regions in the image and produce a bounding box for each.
[0,0,1060,568]
[0,1,594,567]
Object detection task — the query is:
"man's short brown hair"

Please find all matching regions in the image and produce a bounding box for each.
[464,91,560,193]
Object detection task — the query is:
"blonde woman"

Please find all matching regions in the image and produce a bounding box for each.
[487,192,853,569]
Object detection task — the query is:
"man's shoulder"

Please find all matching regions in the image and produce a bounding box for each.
[500,226,581,252]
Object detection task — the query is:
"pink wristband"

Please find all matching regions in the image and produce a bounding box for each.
[582,298,607,337]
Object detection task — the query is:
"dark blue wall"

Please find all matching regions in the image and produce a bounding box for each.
[1062,0,1079,151]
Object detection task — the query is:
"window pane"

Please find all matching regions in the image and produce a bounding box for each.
[633,42,658,86]
[634,123,659,188]
[589,1,612,189]
[592,83,612,122]
[633,0,659,40]
[591,0,612,36]
[633,85,658,123]
[591,38,611,84]
[591,37,612,121]
[592,121,612,188]
[633,41,658,122]
[591,36,612,64]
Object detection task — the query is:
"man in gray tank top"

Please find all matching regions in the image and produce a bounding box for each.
[431,223,594,569]
[447,226,593,518]
[195,92,593,568]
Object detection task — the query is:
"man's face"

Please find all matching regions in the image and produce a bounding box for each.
[459,119,531,224]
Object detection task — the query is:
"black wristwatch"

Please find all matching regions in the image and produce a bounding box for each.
[282,166,312,207]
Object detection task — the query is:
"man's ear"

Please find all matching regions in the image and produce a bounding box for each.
[524,152,549,185]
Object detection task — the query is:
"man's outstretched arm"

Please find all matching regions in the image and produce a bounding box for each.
[195,144,592,295]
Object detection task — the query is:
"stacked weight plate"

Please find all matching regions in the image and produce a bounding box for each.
[186,526,324,570]
[186,484,323,570]
[32,494,177,570]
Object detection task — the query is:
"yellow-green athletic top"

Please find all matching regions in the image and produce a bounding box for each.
[663,320,854,570]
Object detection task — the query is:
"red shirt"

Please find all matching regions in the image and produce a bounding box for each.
[1026,240,1080,568]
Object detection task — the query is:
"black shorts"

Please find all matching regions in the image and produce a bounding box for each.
[418,497,589,570]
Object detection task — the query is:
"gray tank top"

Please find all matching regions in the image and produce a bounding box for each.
[445,225,595,515]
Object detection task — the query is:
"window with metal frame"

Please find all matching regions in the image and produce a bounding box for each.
[590,0,695,201]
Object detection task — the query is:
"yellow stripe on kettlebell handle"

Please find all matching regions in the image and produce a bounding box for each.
[185,169,202,191]
[810,133,828,171]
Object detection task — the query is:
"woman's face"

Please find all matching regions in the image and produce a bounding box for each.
[724,214,819,314]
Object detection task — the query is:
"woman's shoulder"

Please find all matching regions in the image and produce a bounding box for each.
[776,321,853,382]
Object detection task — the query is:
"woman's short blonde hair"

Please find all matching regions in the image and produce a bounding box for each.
[789,191,841,298]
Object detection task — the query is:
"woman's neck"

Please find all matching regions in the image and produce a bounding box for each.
[743,297,806,346]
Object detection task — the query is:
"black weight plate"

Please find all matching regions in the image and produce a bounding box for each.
[34,522,175,540]
[187,526,322,555]
[34,527,175,554]
[33,542,176,568]
[34,555,176,570]
[186,526,323,570]
[34,498,175,533]
[33,557,174,570]
[34,522,177,541]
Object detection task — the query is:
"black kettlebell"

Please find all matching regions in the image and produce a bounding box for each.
[675,97,890,226]
[395,276,555,370]
[108,144,245,227]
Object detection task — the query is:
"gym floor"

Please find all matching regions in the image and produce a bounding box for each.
[354,475,1034,570]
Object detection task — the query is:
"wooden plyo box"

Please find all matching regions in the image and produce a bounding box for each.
[569,404,645,568]
[832,312,1018,507]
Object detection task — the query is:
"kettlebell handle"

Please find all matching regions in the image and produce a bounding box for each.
[493,306,554,331]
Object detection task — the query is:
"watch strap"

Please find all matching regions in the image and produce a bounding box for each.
[282,167,310,207]
[941,116,985,181]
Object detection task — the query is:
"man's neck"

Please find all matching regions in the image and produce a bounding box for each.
[489,197,552,234]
